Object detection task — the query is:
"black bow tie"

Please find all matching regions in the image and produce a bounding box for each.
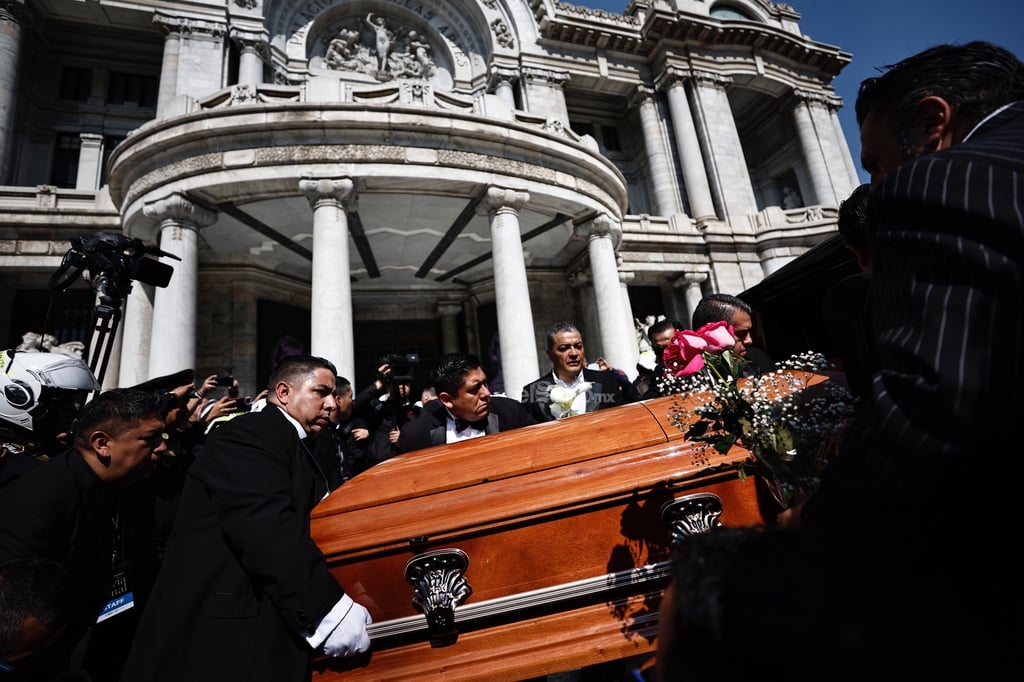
[455,417,488,433]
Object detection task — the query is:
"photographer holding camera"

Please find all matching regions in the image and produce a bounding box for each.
[350,355,421,469]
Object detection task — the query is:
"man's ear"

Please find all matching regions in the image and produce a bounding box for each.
[89,430,113,465]
[438,391,455,410]
[273,380,291,405]
[913,96,955,153]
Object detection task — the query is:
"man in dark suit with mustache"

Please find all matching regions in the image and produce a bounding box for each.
[396,353,532,453]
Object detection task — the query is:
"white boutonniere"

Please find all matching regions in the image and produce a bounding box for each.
[549,381,594,420]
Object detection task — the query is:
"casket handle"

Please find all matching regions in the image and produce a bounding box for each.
[660,492,724,544]
[404,548,473,640]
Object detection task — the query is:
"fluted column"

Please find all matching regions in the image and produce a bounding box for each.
[75,133,103,191]
[143,193,217,378]
[118,284,155,388]
[437,302,462,355]
[485,187,538,400]
[576,215,634,379]
[660,74,716,221]
[792,90,835,206]
[632,87,680,216]
[300,177,355,383]
[0,1,25,182]
[673,272,708,327]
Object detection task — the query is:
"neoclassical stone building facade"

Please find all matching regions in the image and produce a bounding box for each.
[0,0,857,398]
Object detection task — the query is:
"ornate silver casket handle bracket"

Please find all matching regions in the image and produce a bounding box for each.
[404,548,473,639]
[660,492,724,545]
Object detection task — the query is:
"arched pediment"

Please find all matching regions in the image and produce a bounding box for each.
[266,0,508,91]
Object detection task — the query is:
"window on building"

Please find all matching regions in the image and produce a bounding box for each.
[8,289,96,351]
[601,125,622,152]
[50,133,81,188]
[106,72,158,107]
[571,121,594,138]
[710,5,755,21]
[58,67,92,102]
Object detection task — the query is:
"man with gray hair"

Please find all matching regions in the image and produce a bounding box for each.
[520,322,635,423]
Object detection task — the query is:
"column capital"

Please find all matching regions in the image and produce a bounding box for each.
[690,69,733,90]
[487,66,519,90]
[573,213,622,248]
[484,186,529,213]
[792,87,842,109]
[653,66,691,93]
[628,84,658,110]
[153,11,227,38]
[229,26,269,52]
[521,67,570,87]
[673,271,709,288]
[79,132,104,148]
[436,301,463,317]
[300,177,355,209]
[143,192,217,227]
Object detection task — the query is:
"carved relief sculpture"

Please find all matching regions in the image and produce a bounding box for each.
[324,16,438,81]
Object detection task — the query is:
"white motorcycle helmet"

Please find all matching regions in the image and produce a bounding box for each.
[0,349,99,434]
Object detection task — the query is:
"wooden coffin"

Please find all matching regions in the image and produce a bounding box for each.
[310,393,777,680]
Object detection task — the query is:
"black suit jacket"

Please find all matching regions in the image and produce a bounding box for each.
[806,102,1024,530]
[0,451,116,672]
[121,405,344,682]
[396,395,532,454]
[520,367,634,423]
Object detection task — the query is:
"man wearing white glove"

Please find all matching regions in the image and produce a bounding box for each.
[122,356,372,682]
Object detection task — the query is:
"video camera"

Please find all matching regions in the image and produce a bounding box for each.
[49,232,179,299]
[381,353,420,383]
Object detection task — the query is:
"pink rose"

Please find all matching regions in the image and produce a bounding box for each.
[694,321,736,354]
[663,330,707,377]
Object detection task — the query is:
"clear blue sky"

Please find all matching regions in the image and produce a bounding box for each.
[584,0,1024,184]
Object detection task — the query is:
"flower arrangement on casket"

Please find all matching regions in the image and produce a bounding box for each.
[658,321,857,508]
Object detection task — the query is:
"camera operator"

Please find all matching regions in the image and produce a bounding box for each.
[1,348,99,489]
[351,357,420,469]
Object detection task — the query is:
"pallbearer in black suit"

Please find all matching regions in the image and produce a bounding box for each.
[659,42,1024,682]
[520,322,636,423]
[397,353,532,453]
[122,356,372,682]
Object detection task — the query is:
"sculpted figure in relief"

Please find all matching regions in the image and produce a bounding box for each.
[324,19,437,81]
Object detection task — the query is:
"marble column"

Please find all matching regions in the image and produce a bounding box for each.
[75,133,103,191]
[633,87,680,216]
[688,71,758,221]
[485,187,538,400]
[673,272,708,326]
[300,177,355,384]
[230,28,266,86]
[661,75,716,221]
[153,14,183,118]
[142,193,216,378]
[792,91,835,206]
[618,272,639,376]
[488,67,518,109]
[0,1,25,182]
[576,215,635,379]
[437,302,462,355]
[117,284,155,388]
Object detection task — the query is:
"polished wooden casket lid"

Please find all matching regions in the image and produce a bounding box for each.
[310,393,775,680]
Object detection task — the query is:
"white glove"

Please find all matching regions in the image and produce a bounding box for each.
[322,593,372,657]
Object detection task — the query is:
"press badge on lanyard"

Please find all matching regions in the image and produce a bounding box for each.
[97,513,135,623]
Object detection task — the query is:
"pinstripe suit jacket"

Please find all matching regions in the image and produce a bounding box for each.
[804,101,1024,534]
